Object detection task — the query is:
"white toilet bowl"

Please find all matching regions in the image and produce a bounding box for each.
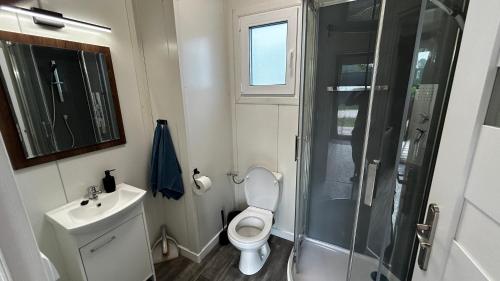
[228,166,282,275]
[228,207,273,275]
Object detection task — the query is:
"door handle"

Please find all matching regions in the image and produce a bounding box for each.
[417,204,439,270]
[416,224,432,248]
[364,160,380,206]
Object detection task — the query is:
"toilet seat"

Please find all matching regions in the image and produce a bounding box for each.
[244,167,281,212]
[228,207,273,248]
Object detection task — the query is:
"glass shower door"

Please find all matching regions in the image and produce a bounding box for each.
[347,0,424,279]
[348,0,467,280]
[294,0,382,279]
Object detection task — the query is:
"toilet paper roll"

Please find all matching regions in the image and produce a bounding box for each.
[193,176,212,195]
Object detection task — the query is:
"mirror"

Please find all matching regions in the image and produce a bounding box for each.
[0,31,125,169]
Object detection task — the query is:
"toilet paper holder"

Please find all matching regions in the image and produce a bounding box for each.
[192,168,201,189]
[192,169,213,195]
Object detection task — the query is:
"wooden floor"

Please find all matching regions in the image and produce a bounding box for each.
[155,235,293,281]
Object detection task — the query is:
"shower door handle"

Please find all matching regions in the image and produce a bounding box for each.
[417,204,439,271]
[364,160,380,206]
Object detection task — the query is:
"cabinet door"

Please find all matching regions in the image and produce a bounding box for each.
[80,215,152,281]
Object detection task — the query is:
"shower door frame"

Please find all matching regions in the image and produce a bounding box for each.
[293,0,319,266]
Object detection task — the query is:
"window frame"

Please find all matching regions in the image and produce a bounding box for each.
[237,7,299,100]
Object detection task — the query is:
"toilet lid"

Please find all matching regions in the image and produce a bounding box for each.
[244,167,280,212]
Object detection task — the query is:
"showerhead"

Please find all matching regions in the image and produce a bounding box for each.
[50,60,57,72]
[49,60,64,103]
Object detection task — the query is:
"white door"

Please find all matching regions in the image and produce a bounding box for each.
[412,0,500,280]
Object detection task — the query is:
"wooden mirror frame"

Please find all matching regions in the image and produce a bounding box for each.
[0,31,126,170]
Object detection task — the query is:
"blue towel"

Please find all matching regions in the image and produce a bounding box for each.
[149,120,184,199]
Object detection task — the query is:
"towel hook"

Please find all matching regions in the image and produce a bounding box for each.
[157,119,168,125]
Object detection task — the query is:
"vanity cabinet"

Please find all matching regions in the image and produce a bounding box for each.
[80,214,152,281]
[47,185,155,281]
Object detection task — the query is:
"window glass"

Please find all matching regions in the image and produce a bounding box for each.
[485,70,500,126]
[339,63,373,87]
[250,22,288,86]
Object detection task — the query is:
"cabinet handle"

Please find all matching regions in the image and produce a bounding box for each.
[90,235,116,253]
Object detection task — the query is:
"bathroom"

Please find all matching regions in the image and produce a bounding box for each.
[0,0,499,281]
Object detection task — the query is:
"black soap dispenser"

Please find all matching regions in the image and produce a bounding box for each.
[103,169,116,193]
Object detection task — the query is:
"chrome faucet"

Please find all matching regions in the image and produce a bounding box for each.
[87,185,102,200]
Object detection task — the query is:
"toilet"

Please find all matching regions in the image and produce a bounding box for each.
[228,166,282,275]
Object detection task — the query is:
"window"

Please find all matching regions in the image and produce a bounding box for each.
[237,7,299,99]
[250,22,288,86]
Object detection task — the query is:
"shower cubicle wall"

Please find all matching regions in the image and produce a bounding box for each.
[293,0,467,280]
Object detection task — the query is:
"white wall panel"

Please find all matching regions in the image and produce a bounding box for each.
[132,0,196,250]
[0,135,49,281]
[235,103,279,207]
[465,126,500,224]
[15,164,67,279]
[173,0,235,248]
[455,201,500,280]
[233,103,298,234]
[236,104,279,171]
[275,105,298,234]
[443,242,491,281]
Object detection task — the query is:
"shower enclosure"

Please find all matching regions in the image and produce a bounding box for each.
[292,0,467,280]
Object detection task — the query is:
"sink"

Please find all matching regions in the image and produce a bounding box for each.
[46,183,146,233]
[46,183,154,281]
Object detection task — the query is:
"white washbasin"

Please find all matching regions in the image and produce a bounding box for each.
[46,183,146,234]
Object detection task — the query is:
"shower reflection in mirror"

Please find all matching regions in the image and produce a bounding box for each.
[0,41,120,159]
